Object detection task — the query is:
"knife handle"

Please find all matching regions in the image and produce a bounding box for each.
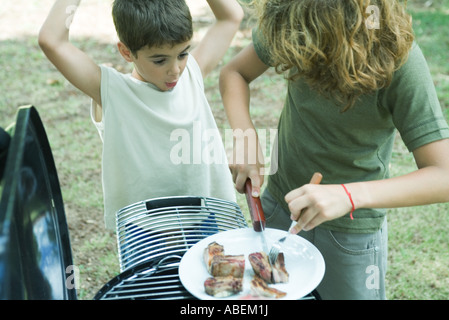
[310,172,323,185]
[245,179,266,232]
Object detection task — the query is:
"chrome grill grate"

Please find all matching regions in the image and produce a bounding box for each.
[116,196,248,271]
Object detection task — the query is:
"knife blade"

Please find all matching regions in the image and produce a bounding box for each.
[245,179,270,255]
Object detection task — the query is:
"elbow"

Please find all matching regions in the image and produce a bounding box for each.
[219,62,231,80]
[38,27,59,54]
[38,28,51,52]
[220,62,251,89]
[219,62,235,92]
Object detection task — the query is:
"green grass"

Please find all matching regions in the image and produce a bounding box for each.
[1,1,449,300]
[382,1,449,299]
[387,140,449,299]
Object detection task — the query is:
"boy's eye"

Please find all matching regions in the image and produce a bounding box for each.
[179,52,188,59]
[153,59,166,65]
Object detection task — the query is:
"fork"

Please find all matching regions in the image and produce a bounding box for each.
[268,172,323,264]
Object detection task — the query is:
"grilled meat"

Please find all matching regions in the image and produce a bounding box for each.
[272,252,289,283]
[204,276,243,298]
[210,254,245,278]
[248,252,272,283]
[204,242,245,278]
[202,242,289,298]
[250,275,286,299]
[203,241,224,273]
[249,251,289,284]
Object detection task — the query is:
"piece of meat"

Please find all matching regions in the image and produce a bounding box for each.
[272,252,289,283]
[249,251,289,284]
[250,275,286,299]
[248,252,272,283]
[204,276,243,298]
[203,241,224,273]
[210,254,245,278]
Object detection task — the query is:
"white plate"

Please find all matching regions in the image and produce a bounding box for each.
[179,228,325,300]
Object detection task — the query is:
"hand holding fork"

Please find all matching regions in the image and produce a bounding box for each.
[268,172,323,264]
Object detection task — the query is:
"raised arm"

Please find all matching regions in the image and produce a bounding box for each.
[191,0,244,77]
[38,0,101,106]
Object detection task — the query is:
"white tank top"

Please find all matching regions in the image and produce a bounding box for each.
[91,55,236,230]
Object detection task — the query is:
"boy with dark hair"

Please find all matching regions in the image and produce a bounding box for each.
[39,0,243,231]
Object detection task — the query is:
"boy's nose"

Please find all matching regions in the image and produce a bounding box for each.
[168,62,181,76]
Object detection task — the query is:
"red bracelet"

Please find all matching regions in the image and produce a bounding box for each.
[341,184,355,220]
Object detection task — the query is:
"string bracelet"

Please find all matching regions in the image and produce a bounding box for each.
[341,184,355,220]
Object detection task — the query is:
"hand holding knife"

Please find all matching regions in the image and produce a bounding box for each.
[245,179,265,232]
[245,179,269,255]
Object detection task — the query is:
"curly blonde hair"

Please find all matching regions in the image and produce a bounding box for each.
[251,0,414,111]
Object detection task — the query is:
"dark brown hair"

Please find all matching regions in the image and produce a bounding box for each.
[112,0,193,56]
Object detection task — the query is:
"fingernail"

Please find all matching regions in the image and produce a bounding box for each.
[289,226,297,234]
[252,190,259,197]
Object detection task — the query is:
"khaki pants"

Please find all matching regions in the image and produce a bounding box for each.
[261,189,388,300]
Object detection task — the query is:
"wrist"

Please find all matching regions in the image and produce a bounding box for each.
[341,184,355,220]
[342,182,372,211]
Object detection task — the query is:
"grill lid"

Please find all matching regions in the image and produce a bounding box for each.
[0,106,76,300]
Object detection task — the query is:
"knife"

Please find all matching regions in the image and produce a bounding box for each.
[245,179,270,256]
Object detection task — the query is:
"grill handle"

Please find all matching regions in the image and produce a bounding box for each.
[155,255,183,270]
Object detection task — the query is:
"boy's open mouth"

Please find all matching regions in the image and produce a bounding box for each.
[166,81,178,89]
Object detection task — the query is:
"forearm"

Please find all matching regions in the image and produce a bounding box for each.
[287,140,449,232]
[219,44,271,192]
[38,0,81,48]
[220,63,265,192]
[346,138,449,211]
[38,0,101,105]
[207,0,244,25]
[220,68,254,131]
[349,164,449,210]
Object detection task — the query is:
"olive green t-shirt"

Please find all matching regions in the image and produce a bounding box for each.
[253,30,449,233]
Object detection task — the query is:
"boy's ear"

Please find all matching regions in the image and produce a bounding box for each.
[117,41,134,62]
